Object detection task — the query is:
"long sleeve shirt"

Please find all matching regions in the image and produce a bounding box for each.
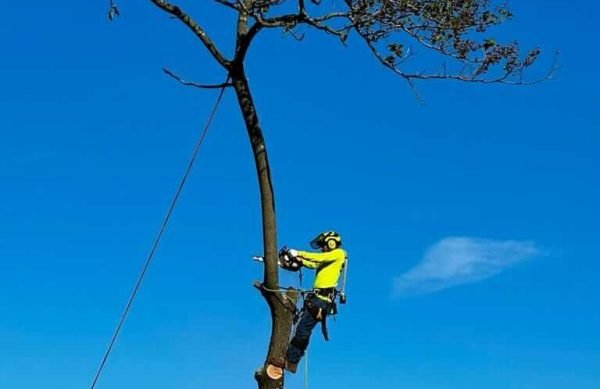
[297,248,347,289]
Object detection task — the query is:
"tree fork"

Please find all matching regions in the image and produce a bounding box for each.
[230,65,296,388]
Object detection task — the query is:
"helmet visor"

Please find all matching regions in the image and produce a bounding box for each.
[310,234,324,249]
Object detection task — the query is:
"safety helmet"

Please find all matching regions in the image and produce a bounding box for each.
[310,231,342,251]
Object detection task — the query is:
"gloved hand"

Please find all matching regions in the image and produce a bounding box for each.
[288,249,299,257]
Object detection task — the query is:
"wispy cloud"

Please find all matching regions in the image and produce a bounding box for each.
[393,237,540,297]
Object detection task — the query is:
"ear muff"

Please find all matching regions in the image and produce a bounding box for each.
[326,238,337,250]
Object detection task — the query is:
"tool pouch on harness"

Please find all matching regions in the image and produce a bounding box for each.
[305,299,325,321]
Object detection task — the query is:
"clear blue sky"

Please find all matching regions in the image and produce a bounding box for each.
[1,1,598,388]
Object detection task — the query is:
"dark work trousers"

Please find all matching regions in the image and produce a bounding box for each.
[286,295,330,364]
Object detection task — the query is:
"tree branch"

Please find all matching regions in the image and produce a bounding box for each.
[150,0,231,68]
[213,0,239,11]
[341,0,553,92]
[163,68,233,89]
[250,8,352,42]
[357,27,556,90]
[236,22,263,62]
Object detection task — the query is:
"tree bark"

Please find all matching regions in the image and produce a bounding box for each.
[230,65,296,389]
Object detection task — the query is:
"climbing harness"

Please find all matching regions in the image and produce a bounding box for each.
[295,284,346,341]
[89,77,229,389]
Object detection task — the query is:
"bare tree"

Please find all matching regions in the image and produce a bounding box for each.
[110,1,549,388]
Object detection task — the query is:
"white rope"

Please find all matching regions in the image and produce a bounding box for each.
[304,348,309,389]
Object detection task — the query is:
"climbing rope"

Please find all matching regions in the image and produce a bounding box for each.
[292,269,310,389]
[89,77,230,389]
[340,258,348,299]
[305,348,309,389]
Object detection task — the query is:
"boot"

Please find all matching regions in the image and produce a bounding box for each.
[286,361,298,374]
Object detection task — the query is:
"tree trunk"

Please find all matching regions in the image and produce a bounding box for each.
[231,65,296,389]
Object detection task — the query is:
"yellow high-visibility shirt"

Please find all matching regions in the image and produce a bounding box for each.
[298,248,347,289]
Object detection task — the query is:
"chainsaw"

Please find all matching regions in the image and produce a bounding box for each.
[252,245,302,272]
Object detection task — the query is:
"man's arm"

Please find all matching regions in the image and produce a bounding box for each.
[300,259,319,269]
[297,249,345,264]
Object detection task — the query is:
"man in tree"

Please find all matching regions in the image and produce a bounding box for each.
[285,231,347,373]
[99,2,549,387]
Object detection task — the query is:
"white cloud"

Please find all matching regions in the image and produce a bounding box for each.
[393,237,540,297]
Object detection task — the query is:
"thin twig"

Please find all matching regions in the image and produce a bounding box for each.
[107,0,120,20]
[163,68,233,89]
